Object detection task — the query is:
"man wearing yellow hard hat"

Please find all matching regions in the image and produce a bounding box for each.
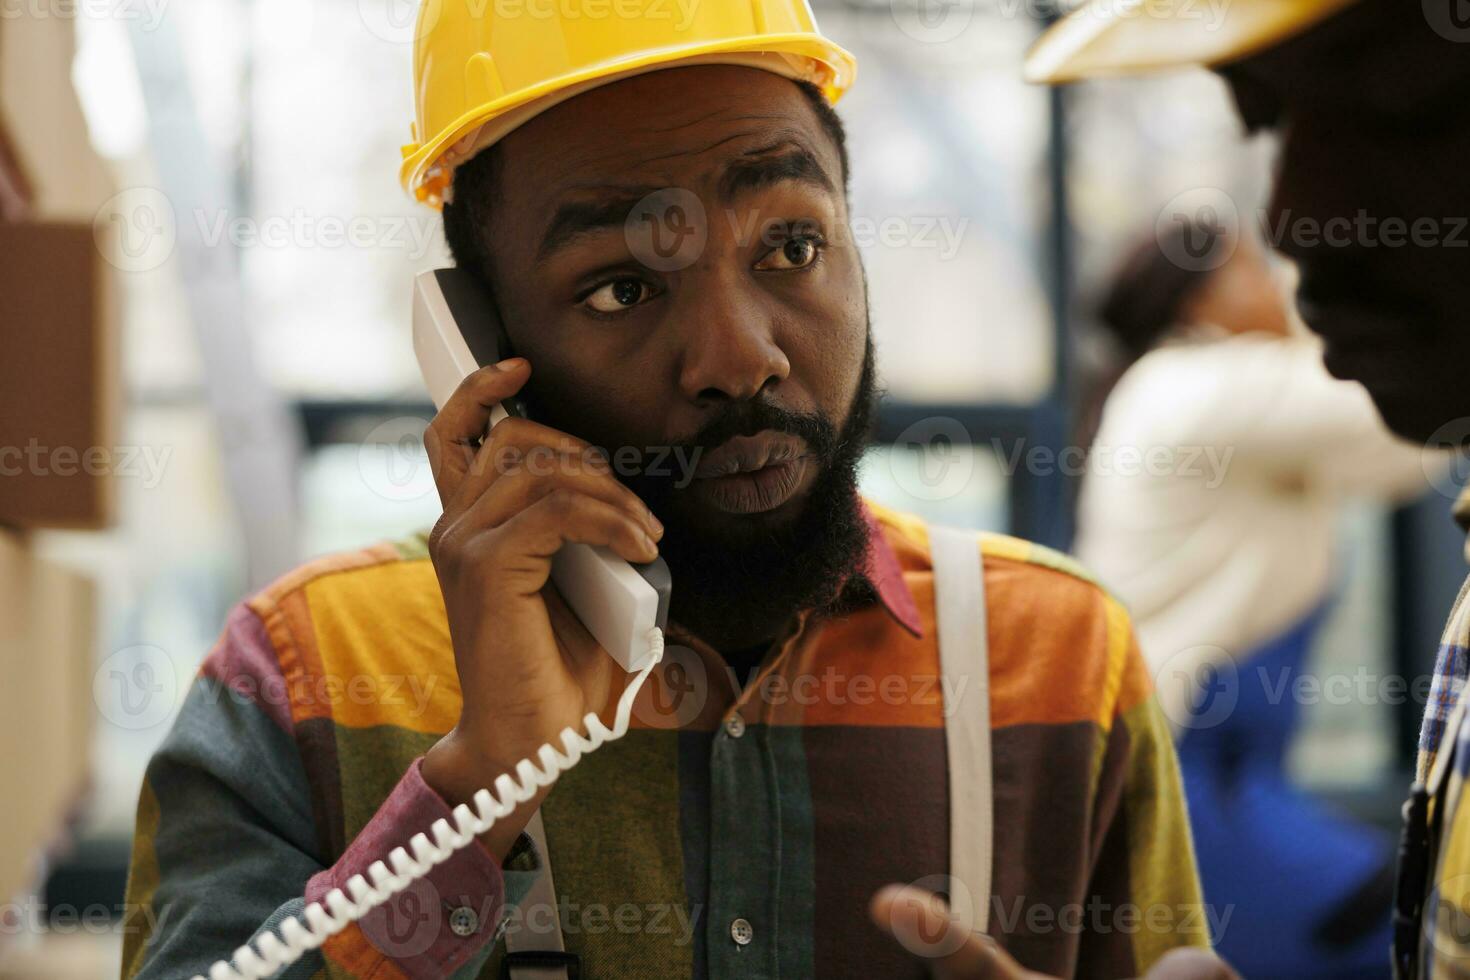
[1029,0,1470,977]
[118,2,1230,980]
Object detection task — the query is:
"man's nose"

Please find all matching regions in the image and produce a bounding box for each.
[673,282,791,405]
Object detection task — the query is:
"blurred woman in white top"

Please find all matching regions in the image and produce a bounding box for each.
[1077,228,1426,727]
[1075,224,1428,980]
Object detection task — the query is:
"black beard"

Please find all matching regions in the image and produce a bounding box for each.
[621,334,880,651]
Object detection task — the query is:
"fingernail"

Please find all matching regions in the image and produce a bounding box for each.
[647,511,664,536]
[495,357,526,371]
[642,532,659,556]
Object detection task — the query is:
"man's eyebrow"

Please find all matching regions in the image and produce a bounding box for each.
[717,142,834,202]
[535,142,836,260]
[537,190,657,260]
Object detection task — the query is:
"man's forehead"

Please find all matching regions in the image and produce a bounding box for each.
[499,65,835,198]
[489,67,842,260]
[534,135,838,260]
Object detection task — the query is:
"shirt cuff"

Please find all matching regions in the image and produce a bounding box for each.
[305,757,510,979]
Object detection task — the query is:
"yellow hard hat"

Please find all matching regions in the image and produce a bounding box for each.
[1024,0,1360,83]
[400,0,858,209]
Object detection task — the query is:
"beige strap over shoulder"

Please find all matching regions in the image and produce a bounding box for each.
[505,810,573,980]
[928,522,995,934]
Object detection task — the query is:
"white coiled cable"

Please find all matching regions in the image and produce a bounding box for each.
[194,627,665,980]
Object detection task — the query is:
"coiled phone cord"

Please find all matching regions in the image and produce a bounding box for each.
[194,627,666,980]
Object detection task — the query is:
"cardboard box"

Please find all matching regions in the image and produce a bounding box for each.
[0,528,96,903]
[0,12,120,530]
[0,528,42,901]
[0,221,119,529]
[0,13,113,223]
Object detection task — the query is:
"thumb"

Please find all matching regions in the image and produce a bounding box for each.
[869,884,1041,980]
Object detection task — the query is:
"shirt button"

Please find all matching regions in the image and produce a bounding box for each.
[448,906,479,937]
[724,713,746,739]
[730,917,754,946]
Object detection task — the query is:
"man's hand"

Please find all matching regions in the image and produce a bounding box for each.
[869,885,1239,980]
[419,358,665,861]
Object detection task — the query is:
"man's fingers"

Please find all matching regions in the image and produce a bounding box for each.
[501,488,660,568]
[425,358,530,506]
[445,417,605,515]
[870,884,1237,980]
[1144,948,1241,980]
[460,456,660,539]
[869,885,1035,980]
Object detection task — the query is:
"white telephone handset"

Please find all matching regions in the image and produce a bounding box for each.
[412,268,671,671]
[197,269,669,980]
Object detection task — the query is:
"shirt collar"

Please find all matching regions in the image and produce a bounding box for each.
[852,496,924,638]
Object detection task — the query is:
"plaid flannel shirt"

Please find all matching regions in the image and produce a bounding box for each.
[1408,490,1470,977]
[120,497,1209,980]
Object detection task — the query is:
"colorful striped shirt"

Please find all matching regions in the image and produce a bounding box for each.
[120,497,1209,979]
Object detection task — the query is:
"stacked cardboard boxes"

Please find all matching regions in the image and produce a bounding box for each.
[0,533,97,904]
[0,8,117,924]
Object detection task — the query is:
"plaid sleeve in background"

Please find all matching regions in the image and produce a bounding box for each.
[1414,567,1470,976]
[1418,576,1470,783]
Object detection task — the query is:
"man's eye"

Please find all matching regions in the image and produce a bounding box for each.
[583,277,654,314]
[756,236,823,272]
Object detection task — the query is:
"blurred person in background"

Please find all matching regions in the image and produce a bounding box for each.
[1076,224,1425,979]
[1028,0,1470,975]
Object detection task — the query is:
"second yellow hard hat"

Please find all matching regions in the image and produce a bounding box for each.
[1024,0,1360,84]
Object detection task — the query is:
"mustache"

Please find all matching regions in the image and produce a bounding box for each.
[674,398,838,463]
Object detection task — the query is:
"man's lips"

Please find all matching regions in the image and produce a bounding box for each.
[692,432,808,479]
[689,431,815,515]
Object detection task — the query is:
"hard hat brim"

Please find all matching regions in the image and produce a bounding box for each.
[1023,0,1360,84]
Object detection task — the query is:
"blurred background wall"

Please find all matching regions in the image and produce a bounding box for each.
[0,0,1464,975]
